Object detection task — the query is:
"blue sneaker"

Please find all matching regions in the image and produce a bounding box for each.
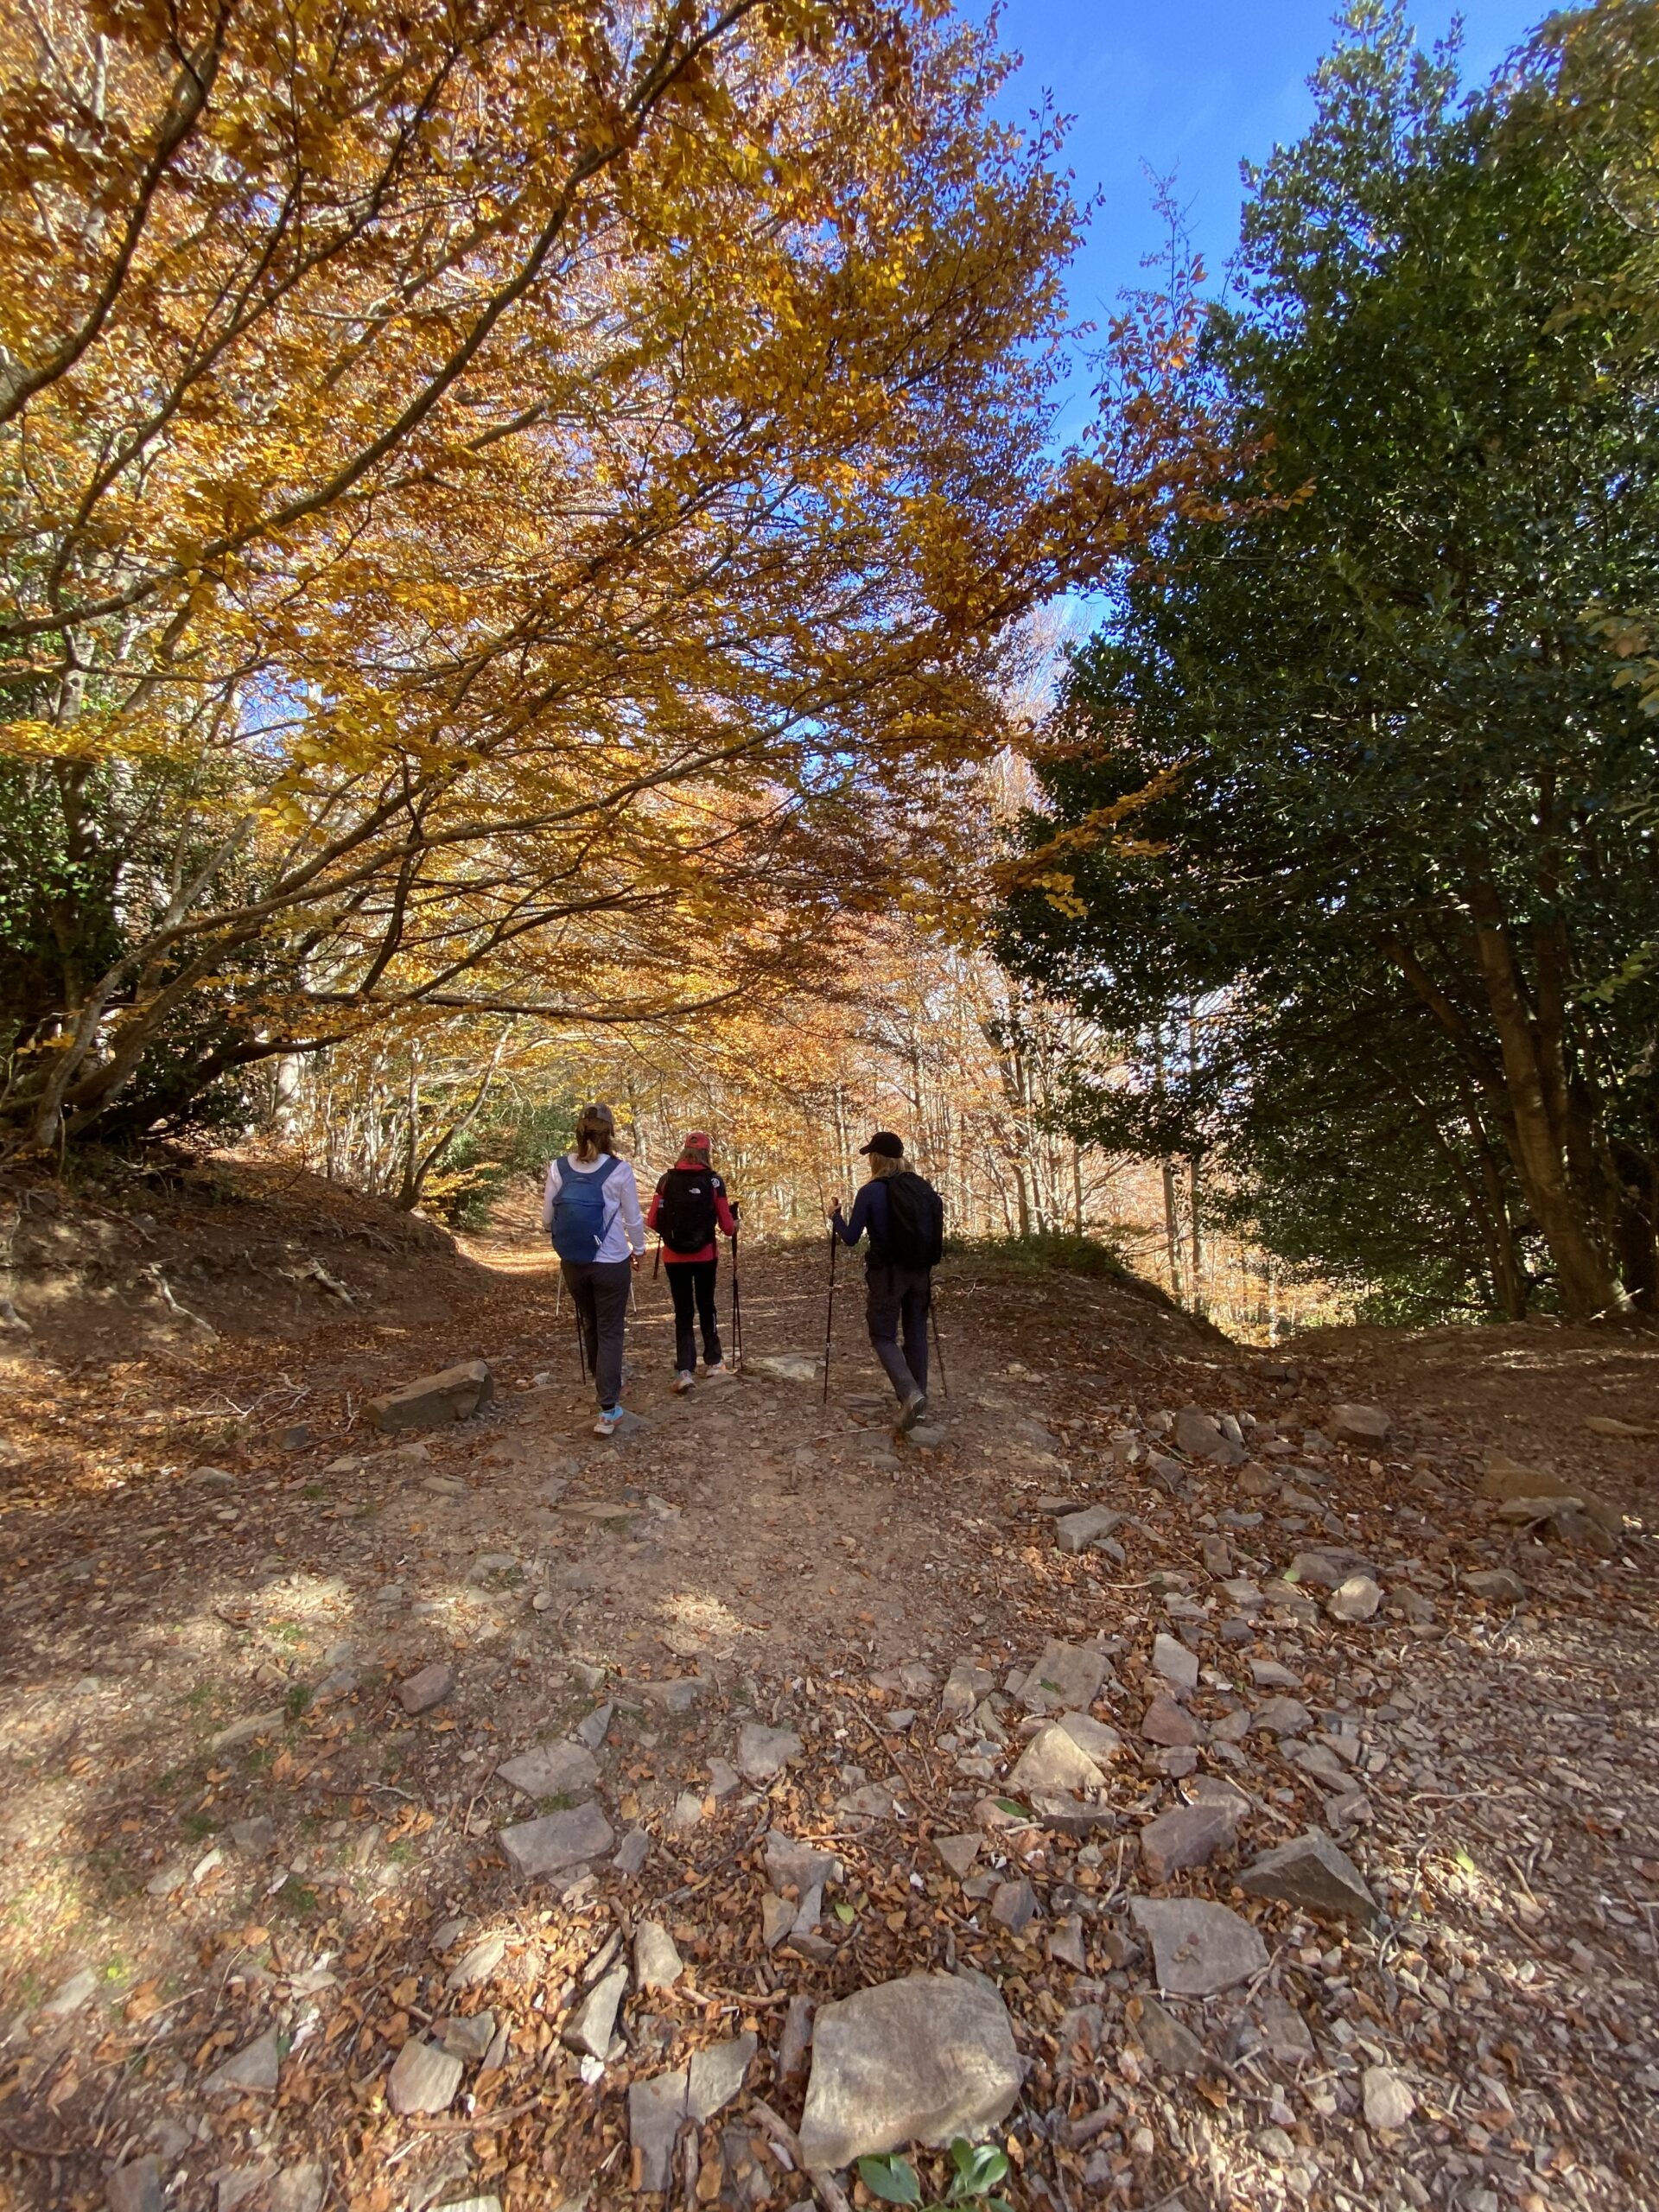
[593,1405,626,1437]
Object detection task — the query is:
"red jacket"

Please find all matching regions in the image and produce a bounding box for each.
[646,1164,737,1263]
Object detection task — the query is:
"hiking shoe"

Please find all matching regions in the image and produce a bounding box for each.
[672,1370,696,1395]
[593,1405,626,1437]
[896,1389,928,1434]
[703,1359,733,1380]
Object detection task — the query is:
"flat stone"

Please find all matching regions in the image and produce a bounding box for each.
[761,1892,797,1948]
[934,1832,981,1878]
[1048,1913,1087,1969]
[367,1357,494,1432]
[495,1742,599,1800]
[1328,1575,1382,1623]
[446,1934,506,1990]
[1478,1459,1623,1535]
[1131,1898,1268,1996]
[1330,1403,1389,1447]
[1022,1639,1109,1713]
[564,1964,627,2058]
[1256,1993,1315,2064]
[205,2027,281,2097]
[1251,1696,1312,1738]
[613,1827,651,1877]
[989,1877,1038,1932]
[687,2033,756,2121]
[737,1723,802,1781]
[397,1662,455,1716]
[1140,1694,1198,1748]
[634,1921,684,1991]
[435,2011,497,2062]
[669,1790,703,1833]
[798,1971,1022,2170]
[1286,1551,1346,1590]
[269,2164,327,2212]
[706,1757,741,1798]
[210,1709,286,1753]
[1363,2064,1415,2131]
[1058,1711,1122,1762]
[1152,1632,1199,1694]
[1175,1407,1243,1464]
[1055,1506,1123,1554]
[630,2068,690,2192]
[1464,1567,1527,1604]
[499,1802,614,1878]
[1199,1535,1234,1578]
[106,2158,164,2212]
[1249,1659,1301,1689]
[1139,1798,1243,1882]
[1133,1993,1205,2075]
[639,1674,709,1714]
[1007,1723,1106,1799]
[575,1701,614,1750]
[388,2037,463,2115]
[43,1966,99,2018]
[779,1995,815,2082]
[942,1660,997,1717]
[188,1464,238,1488]
[1238,1829,1378,1924]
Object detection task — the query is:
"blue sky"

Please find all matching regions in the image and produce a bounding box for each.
[987,0,1548,430]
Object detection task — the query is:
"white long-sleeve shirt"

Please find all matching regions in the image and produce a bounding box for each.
[542,1153,645,1263]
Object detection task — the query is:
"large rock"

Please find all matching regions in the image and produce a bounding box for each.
[1138,1798,1243,1883]
[388,2037,463,2115]
[1139,1694,1198,1749]
[499,1802,613,1878]
[688,2034,756,2121]
[106,2158,164,2212]
[397,1662,455,1716]
[1132,1994,1205,2076]
[1464,1567,1527,1604]
[1151,1632,1199,1694]
[1021,1640,1109,1713]
[798,1972,1021,2171]
[205,2027,281,2097]
[942,1660,997,1718]
[1131,1898,1268,1996]
[737,1723,803,1782]
[1007,1723,1106,1800]
[634,1922,685,1991]
[495,1741,598,1800]
[1238,1830,1378,1924]
[1478,1455,1622,1537]
[367,1357,494,1431]
[1055,1506,1123,1554]
[1328,1574,1382,1623]
[1330,1403,1390,1447]
[1174,1407,1244,1465]
[563,1965,627,2059]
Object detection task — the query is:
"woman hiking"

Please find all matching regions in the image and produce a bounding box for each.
[646,1130,739,1391]
[543,1103,646,1436]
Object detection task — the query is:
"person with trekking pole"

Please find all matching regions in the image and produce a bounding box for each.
[543,1103,646,1437]
[646,1131,739,1393]
[828,1131,944,1433]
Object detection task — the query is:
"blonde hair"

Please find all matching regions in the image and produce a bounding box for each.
[574,1103,617,1161]
[868,1150,903,1179]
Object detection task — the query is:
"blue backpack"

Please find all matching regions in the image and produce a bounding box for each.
[549,1154,620,1262]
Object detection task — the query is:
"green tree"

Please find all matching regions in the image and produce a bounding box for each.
[999,2,1659,1321]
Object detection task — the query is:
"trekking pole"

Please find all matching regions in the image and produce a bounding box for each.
[821,1224,837,1406]
[652,1241,662,1281]
[575,1306,588,1386]
[929,1288,950,1401]
[730,1225,744,1371]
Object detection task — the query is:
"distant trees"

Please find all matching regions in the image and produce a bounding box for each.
[999,3,1659,1322]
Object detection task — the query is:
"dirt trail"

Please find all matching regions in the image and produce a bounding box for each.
[1,1167,1656,2212]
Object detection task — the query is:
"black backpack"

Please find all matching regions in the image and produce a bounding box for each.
[657,1167,721,1255]
[883,1169,944,1269]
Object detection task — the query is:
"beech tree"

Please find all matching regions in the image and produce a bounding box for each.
[999,3,1659,1322]
[0,0,1201,1151]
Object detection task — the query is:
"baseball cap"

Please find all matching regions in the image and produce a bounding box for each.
[858,1131,905,1158]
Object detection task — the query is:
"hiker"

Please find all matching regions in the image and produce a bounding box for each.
[646,1130,739,1391]
[830,1130,945,1431]
[543,1103,645,1436]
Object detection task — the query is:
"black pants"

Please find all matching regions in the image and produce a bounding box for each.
[866,1263,931,1402]
[666,1259,721,1372]
[561,1257,632,1408]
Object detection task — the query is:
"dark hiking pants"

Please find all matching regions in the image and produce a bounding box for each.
[562,1256,632,1408]
[666,1258,721,1372]
[866,1262,931,1403]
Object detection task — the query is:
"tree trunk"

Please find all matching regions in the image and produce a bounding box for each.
[1162,1160,1183,1298]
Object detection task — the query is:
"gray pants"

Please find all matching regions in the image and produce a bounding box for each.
[866,1263,931,1402]
[562,1257,632,1407]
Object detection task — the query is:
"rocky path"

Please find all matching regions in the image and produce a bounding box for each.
[1,1182,1656,2212]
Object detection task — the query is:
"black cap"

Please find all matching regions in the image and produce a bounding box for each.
[858,1131,905,1158]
